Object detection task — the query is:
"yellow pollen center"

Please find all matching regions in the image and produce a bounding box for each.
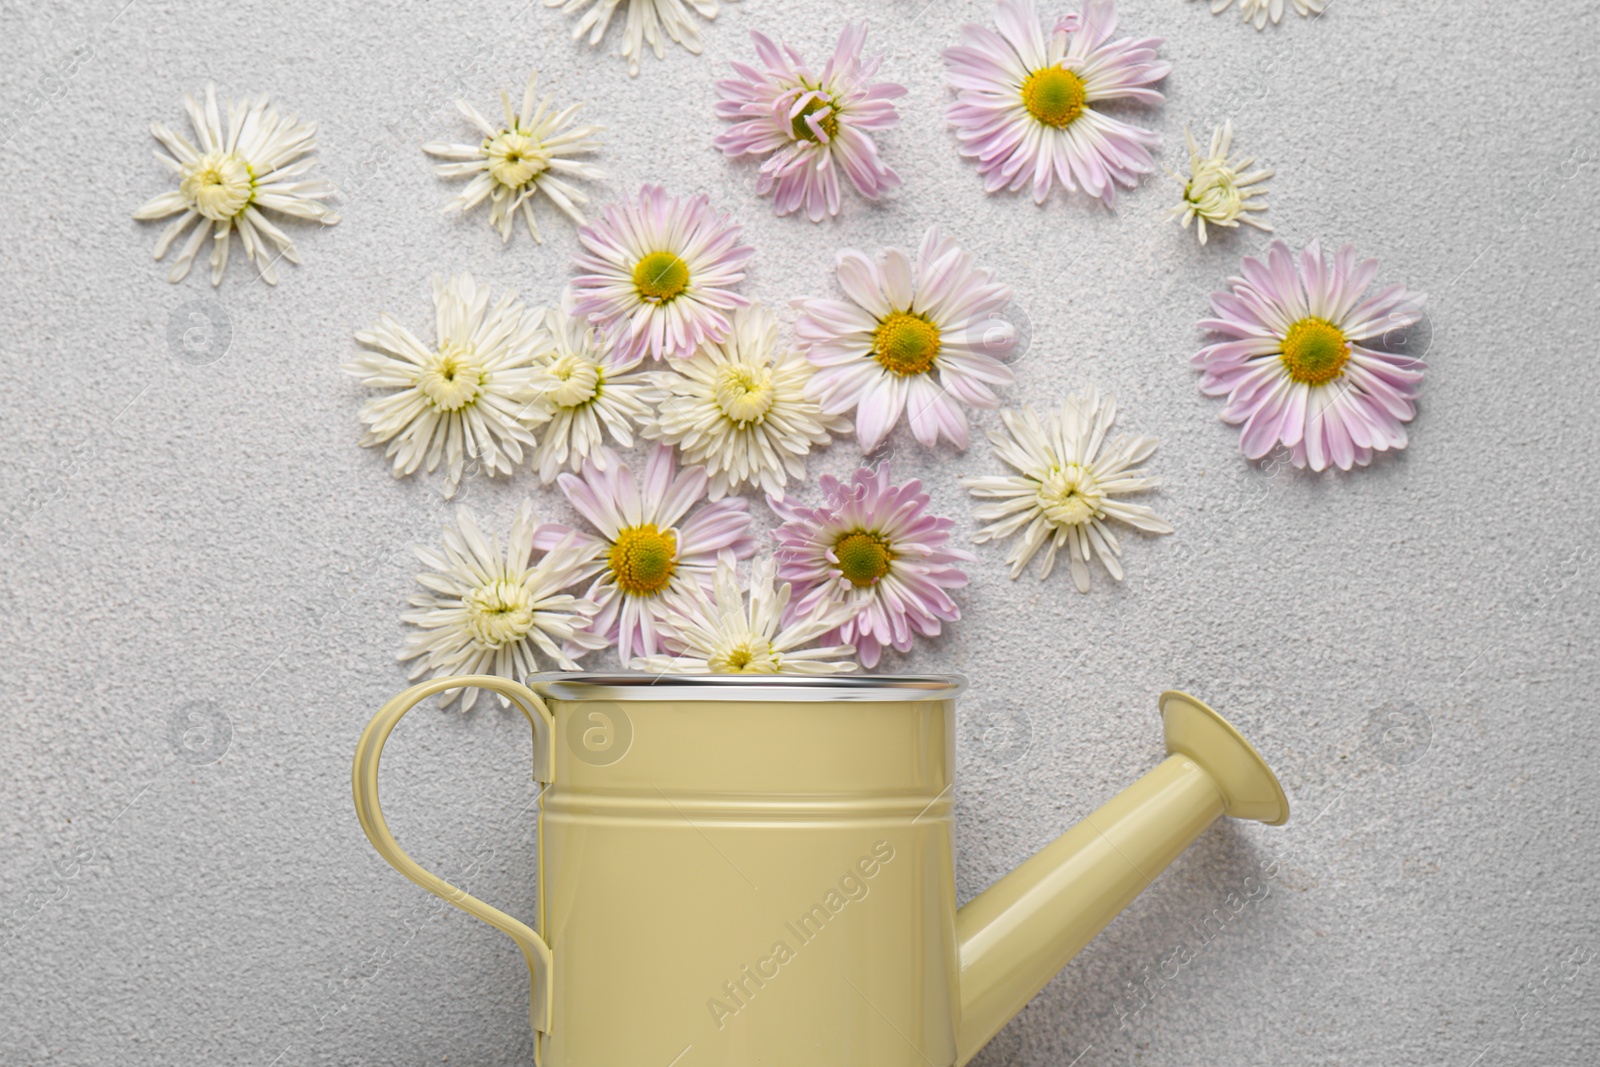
[180,150,254,221]
[709,638,776,673]
[872,312,941,376]
[608,524,679,597]
[1279,317,1350,386]
[834,530,894,587]
[547,354,603,409]
[464,580,534,649]
[790,96,840,142]
[1021,66,1088,129]
[418,341,485,412]
[1037,463,1104,528]
[714,364,777,424]
[634,252,690,302]
[485,129,548,190]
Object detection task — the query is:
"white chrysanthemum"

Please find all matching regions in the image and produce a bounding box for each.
[529,297,661,484]
[640,303,849,500]
[1189,0,1325,30]
[962,387,1173,592]
[1169,121,1272,245]
[546,0,740,78]
[633,559,857,674]
[422,70,604,243]
[344,274,548,498]
[133,84,339,285]
[401,501,607,711]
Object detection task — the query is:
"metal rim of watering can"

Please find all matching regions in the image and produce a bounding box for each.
[525,671,967,702]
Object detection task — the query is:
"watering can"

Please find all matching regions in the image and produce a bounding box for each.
[353,673,1289,1065]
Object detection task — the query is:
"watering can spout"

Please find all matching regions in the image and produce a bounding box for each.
[952,691,1289,1065]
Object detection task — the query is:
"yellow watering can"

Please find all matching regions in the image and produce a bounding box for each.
[354,673,1288,1066]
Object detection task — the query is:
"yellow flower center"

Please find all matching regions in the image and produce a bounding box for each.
[1037,463,1104,528]
[547,353,603,409]
[709,638,777,673]
[1279,317,1350,386]
[834,530,894,587]
[418,341,485,412]
[1185,160,1245,222]
[714,364,776,424]
[180,150,254,221]
[485,129,548,190]
[633,252,690,303]
[464,580,534,649]
[872,312,941,376]
[608,524,678,597]
[790,96,840,142]
[1021,66,1087,129]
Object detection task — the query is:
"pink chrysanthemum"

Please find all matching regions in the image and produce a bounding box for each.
[1193,239,1427,472]
[714,25,906,222]
[794,227,1016,453]
[770,464,972,668]
[943,0,1169,207]
[570,184,753,363]
[533,444,756,663]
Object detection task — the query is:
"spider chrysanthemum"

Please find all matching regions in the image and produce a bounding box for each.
[545,0,740,78]
[943,0,1169,207]
[1188,0,1326,31]
[133,84,339,285]
[422,70,605,244]
[962,386,1173,592]
[641,303,849,500]
[1193,239,1427,472]
[1169,121,1273,244]
[344,274,547,498]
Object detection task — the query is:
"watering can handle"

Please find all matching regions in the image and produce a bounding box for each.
[352,675,555,1039]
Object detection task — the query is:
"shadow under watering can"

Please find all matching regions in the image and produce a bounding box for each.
[354,673,1289,1066]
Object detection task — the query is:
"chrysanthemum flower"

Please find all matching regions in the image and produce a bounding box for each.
[344,274,546,498]
[534,445,756,663]
[1188,0,1326,31]
[133,84,339,285]
[770,464,972,669]
[570,184,753,363]
[1193,239,1427,472]
[529,295,661,484]
[714,26,905,222]
[943,0,1169,207]
[633,559,858,674]
[545,0,739,78]
[794,228,1015,453]
[1169,121,1272,245]
[422,70,604,244]
[963,387,1172,591]
[640,303,849,500]
[401,501,607,711]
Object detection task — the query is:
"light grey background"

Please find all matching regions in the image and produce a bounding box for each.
[2,0,1596,1064]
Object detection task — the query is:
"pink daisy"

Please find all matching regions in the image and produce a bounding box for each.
[770,463,973,668]
[1193,239,1427,472]
[794,227,1016,453]
[533,444,756,663]
[714,25,906,222]
[570,184,753,363]
[943,0,1169,207]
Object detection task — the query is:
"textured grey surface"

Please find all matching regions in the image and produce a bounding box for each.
[2,0,1598,1064]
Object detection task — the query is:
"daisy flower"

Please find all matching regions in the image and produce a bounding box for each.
[640,302,850,500]
[545,0,740,78]
[400,501,606,712]
[770,463,972,669]
[344,274,547,498]
[633,559,858,674]
[529,295,662,484]
[1189,0,1326,31]
[943,0,1169,207]
[713,25,905,222]
[1169,121,1272,244]
[422,70,605,244]
[794,227,1016,453]
[534,445,757,663]
[1193,239,1427,472]
[133,84,339,285]
[962,387,1173,592]
[570,184,753,363]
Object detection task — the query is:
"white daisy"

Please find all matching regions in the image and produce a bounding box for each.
[529,295,661,484]
[545,0,740,78]
[962,386,1173,591]
[1189,0,1326,31]
[632,559,858,674]
[422,70,605,244]
[344,274,547,499]
[133,84,339,286]
[1169,121,1273,245]
[640,303,850,500]
[401,501,607,712]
